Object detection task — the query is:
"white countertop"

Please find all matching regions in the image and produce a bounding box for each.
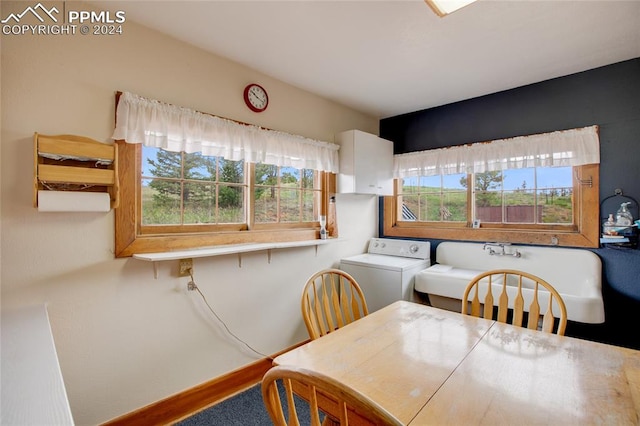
[1,304,74,425]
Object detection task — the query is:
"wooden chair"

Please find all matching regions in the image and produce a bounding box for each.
[461,269,568,335]
[301,269,369,340]
[262,365,403,426]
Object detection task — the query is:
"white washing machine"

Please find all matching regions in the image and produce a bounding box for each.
[340,238,431,313]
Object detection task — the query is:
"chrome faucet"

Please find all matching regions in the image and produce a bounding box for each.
[483,242,506,255]
[483,242,521,257]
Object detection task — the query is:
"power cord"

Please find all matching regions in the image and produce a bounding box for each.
[186,269,272,360]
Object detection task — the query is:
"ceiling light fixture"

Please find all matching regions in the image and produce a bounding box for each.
[425,0,478,17]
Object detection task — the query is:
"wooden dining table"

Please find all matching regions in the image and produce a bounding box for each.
[273,300,640,425]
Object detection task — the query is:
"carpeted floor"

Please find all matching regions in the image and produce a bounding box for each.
[176,382,316,425]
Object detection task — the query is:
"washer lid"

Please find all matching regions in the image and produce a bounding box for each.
[341,253,429,271]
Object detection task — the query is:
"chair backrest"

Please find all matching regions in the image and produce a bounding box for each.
[262,365,404,426]
[301,269,369,340]
[461,269,568,335]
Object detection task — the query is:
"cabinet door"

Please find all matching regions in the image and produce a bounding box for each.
[337,130,393,195]
[353,132,393,195]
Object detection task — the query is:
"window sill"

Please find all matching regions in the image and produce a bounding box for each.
[133,238,342,278]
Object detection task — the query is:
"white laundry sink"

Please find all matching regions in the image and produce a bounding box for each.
[415,242,604,324]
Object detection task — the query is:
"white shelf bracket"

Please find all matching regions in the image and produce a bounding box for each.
[237,253,242,268]
[153,262,159,279]
[267,249,272,264]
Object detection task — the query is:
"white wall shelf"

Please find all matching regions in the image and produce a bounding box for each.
[133,238,340,278]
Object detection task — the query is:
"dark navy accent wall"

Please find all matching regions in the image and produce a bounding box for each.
[379,58,640,349]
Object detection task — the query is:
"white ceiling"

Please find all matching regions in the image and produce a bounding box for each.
[99,0,640,118]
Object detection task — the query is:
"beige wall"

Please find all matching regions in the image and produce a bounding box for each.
[1,2,380,423]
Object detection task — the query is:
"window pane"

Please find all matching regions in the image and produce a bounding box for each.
[501,169,538,223]
[255,187,277,223]
[255,163,278,223]
[280,167,300,185]
[474,171,504,223]
[219,158,244,183]
[301,169,315,189]
[184,152,216,181]
[443,190,468,221]
[143,147,181,179]
[538,166,572,189]
[302,190,317,222]
[421,193,438,221]
[442,174,467,190]
[400,195,419,220]
[504,190,536,223]
[402,176,419,194]
[502,168,534,191]
[280,188,300,222]
[476,191,502,222]
[475,171,504,193]
[254,164,320,224]
[400,173,466,222]
[538,166,573,224]
[142,178,181,224]
[218,184,245,223]
[421,175,443,193]
[255,164,278,186]
[183,182,215,224]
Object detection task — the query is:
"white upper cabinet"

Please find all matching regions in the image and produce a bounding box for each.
[335,130,394,195]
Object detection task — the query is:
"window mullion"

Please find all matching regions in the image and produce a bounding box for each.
[467,173,473,225]
[534,167,539,224]
[247,162,255,230]
[501,176,506,224]
[180,152,185,225]
[298,173,303,223]
[213,158,219,223]
[276,167,281,224]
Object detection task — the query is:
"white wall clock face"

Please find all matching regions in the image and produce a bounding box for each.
[243,83,269,112]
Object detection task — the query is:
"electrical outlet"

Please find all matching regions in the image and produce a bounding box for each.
[178,258,193,277]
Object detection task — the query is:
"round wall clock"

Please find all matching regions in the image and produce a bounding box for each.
[243,83,269,112]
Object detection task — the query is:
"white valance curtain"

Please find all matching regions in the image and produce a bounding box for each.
[393,125,600,178]
[112,91,340,173]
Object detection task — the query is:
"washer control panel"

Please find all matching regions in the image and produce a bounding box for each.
[367,238,431,259]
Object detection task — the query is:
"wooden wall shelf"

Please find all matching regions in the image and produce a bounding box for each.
[33,133,119,210]
[133,238,342,278]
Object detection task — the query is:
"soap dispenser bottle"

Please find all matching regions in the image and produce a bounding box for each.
[603,214,616,235]
[615,202,633,227]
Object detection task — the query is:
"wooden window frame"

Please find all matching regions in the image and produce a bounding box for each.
[114,141,335,257]
[383,163,600,248]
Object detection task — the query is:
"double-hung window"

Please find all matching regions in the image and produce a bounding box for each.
[384,126,600,247]
[113,92,338,257]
